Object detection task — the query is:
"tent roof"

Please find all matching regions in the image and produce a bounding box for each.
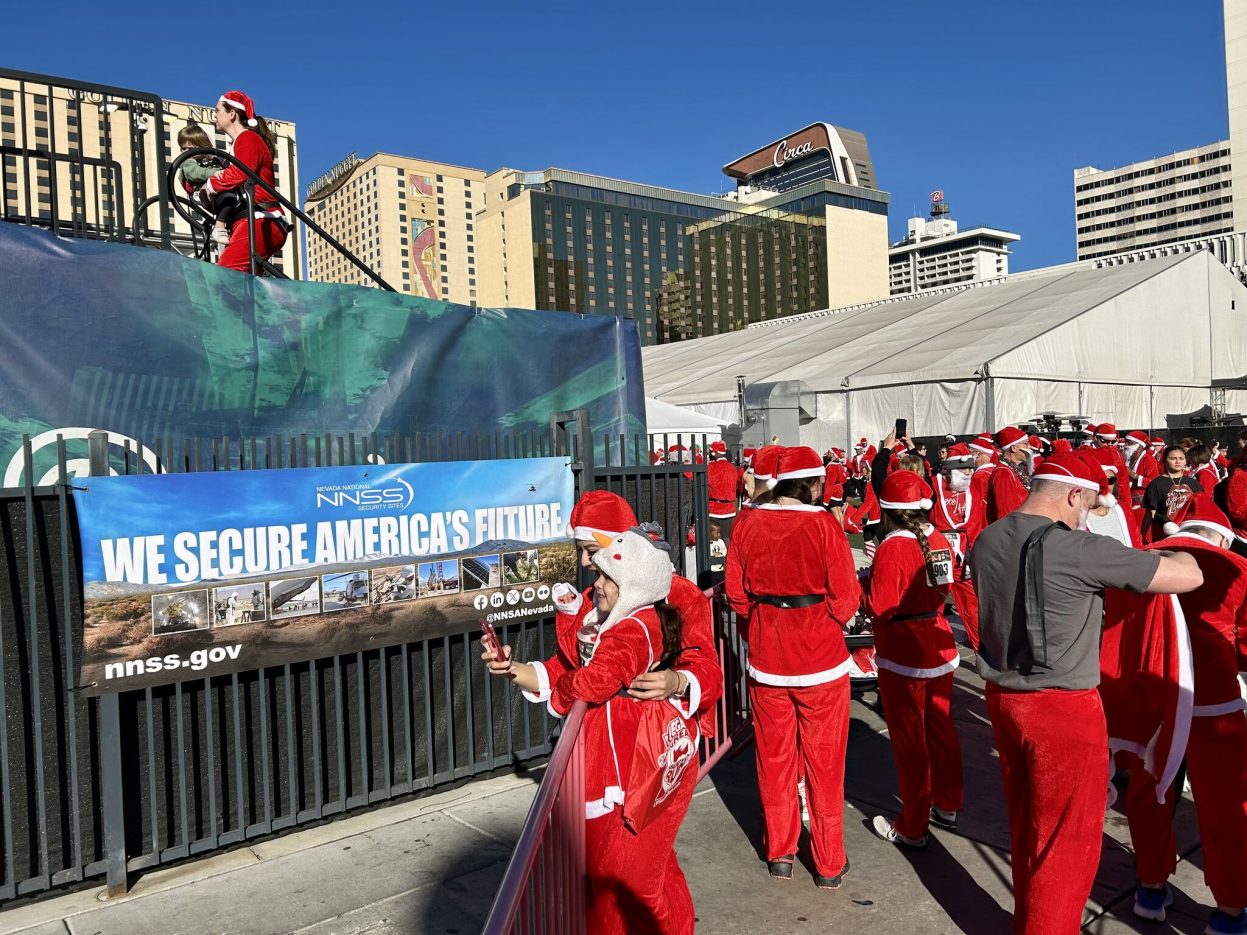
[644,396,727,434]
[643,252,1199,404]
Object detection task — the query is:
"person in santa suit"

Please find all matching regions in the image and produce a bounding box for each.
[1121,430,1161,509]
[849,438,875,499]
[865,471,965,847]
[1092,422,1119,448]
[1113,495,1247,933]
[1077,423,1098,448]
[741,445,782,511]
[968,434,997,503]
[1215,468,1247,560]
[1150,436,1167,469]
[930,444,984,647]
[484,529,700,935]
[1028,435,1047,471]
[737,448,756,500]
[1189,444,1222,496]
[985,427,1034,523]
[706,440,739,541]
[822,449,849,516]
[725,446,860,889]
[1078,448,1143,548]
[198,91,289,273]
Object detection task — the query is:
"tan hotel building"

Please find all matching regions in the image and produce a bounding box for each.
[305,123,890,344]
[304,153,485,304]
[0,74,301,276]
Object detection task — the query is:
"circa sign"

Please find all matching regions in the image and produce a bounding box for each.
[773,139,814,169]
[724,123,841,183]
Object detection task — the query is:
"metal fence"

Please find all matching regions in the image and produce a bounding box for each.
[0,421,710,903]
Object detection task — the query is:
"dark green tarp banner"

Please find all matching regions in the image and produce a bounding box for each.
[0,225,645,485]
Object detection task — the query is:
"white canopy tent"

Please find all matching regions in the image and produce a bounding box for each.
[643,251,1247,450]
[644,396,727,439]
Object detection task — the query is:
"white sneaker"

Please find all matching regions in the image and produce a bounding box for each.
[870,815,928,849]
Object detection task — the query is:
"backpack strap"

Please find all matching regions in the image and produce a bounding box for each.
[1021,521,1069,669]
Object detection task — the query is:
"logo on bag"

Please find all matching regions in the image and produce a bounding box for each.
[653,717,697,807]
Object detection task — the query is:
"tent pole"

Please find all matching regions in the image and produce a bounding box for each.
[844,389,852,453]
[984,375,995,431]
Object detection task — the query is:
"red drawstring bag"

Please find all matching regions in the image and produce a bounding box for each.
[622,700,699,834]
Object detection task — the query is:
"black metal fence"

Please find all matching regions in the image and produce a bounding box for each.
[0,422,709,903]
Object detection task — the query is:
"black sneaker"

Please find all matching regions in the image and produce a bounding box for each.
[814,858,850,890]
[767,855,795,880]
[929,806,959,832]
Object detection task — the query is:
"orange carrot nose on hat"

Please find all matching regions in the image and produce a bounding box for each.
[879,471,934,510]
[1163,493,1234,542]
[218,90,258,127]
[775,446,824,482]
[567,490,638,541]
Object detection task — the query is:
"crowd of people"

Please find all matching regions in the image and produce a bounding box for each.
[480,422,1247,934]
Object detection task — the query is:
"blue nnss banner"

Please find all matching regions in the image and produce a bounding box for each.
[73,457,576,694]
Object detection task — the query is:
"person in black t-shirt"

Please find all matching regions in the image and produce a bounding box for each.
[1143,445,1204,541]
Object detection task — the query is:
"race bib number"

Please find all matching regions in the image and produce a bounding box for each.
[926,548,954,588]
[942,532,962,558]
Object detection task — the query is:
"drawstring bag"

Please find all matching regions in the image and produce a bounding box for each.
[622,700,699,834]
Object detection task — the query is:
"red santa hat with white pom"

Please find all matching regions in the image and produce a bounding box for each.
[218,90,259,127]
[1163,493,1235,543]
[879,471,934,511]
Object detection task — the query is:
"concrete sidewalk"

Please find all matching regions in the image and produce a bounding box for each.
[0,652,1219,934]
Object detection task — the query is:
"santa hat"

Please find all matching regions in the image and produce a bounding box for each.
[590,529,674,630]
[1078,448,1118,508]
[1096,423,1119,441]
[1052,438,1073,455]
[567,490,638,541]
[1080,423,1097,437]
[1163,494,1234,543]
[709,440,727,458]
[218,90,259,127]
[996,426,1031,452]
[1031,453,1102,491]
[1124,430,1149,449]
[751,445,783,488]
[829,447,845,462]
[742,447,757,466]
[944,434,957,445]
[854,437,868,450]
[1028,434,1044,451]
[649,450,665,465]
[776,446,824,481]
[879,471,934,511]
[940,443,975,472]
[1149,436,1165,448]
[968,433,996,456]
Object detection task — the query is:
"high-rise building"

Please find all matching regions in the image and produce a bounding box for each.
[1226,0,1247,230]
[476,123,889,344]
[304,153,485,303]
[0,76,301,276]
[1072,141,1233,260]
[889,192,1019,294]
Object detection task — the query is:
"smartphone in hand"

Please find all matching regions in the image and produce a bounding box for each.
[895,418,908,439]
[479,620,503,661]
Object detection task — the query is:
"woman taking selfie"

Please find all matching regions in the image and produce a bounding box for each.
[483,529,697,935]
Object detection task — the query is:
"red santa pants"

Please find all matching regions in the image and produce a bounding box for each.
[583,764,697,935]
[986,685,1108,935]
[749,676,850,877]
[1123,710,1247,908]
[218,217,288,273]
[878,669,964,839]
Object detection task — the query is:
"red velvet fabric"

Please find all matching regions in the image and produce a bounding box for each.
[218,216,287,272]
[878,669,964,839]
[749,678,850,876]
[986,685,1108,934]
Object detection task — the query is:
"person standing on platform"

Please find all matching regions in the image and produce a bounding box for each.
[706,440,739,542]
[1114,495,1247,933]
[726,446,860,889]
[865,471,964,847]
[970,454,1202,934]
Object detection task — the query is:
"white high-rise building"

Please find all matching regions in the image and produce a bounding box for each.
[888,194,1018,295]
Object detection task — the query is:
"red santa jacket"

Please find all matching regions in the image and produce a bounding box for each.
[548,574,722,736]
[526,604,666,818]
[725,503,860,685]
[1195,463,1221,498]
[203,128,281,212]
[865,527,960,678]
[1157,533,1247,713]
[707,459,738,518]
[850,447,875,479]
[985,462,1028,524]
[929,473,985,557]
[970,463,995,504]
[1128,446,1160,504]
[847,482,881,531]
[823,462,848,506]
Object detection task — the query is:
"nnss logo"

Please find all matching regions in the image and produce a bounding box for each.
[315,478,414,511]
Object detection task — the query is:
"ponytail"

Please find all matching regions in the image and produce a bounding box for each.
[654,599,684,669]
[250,115,278,157]
[882,507,938,584]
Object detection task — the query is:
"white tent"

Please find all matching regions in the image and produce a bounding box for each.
[643,251,1247,450]
[644,396,727,441]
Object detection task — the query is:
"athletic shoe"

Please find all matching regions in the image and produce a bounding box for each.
[814,858,850,890]
[1206,909,1247,934]
[767,855,795,880]
[870,815,929,850]
[929,806,959,832]
[1132,883,1173,922]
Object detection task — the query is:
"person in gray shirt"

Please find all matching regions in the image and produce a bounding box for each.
[969,453,1202,934]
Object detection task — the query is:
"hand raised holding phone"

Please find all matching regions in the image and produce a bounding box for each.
[479,621,516,679]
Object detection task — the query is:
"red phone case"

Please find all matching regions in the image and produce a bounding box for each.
[479,620,502,659]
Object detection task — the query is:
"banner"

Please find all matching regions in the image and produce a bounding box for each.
[73,457,576,694]
[0,224,645,487]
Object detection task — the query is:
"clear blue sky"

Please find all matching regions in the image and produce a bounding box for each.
[5,0,1229,271]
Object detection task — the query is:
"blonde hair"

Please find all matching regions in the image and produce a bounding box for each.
[898,454,926,477]
[177,124,213,149]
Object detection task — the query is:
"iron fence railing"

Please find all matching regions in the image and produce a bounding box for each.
[0,423,711,903]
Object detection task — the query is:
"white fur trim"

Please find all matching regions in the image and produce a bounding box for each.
[569,524,623,542]
[746,656,853,687]
[1098,493,1117,509]
[880,497,933,510]
[1033,465,1100,491]
[876,654,959,679]
[585,785,626,820]
[1191,698,1247,717]
[669,670,701,719]
[1001,435,1031,451]
[521,660,551,704]
[1162,521,1181,536]
[776,465,826,481]
[755,503,826,513]
[1180,520,1235,544]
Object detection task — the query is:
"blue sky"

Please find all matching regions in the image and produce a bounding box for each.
[5,0,1229,271]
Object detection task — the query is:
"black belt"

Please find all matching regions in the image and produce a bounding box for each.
[754,594,824,609]
[893,611,940,622]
